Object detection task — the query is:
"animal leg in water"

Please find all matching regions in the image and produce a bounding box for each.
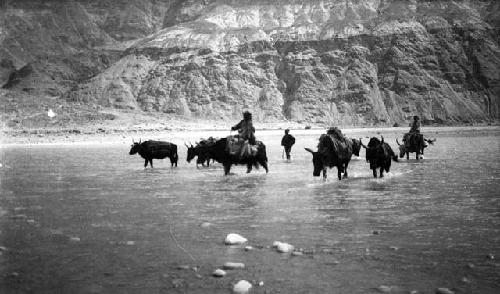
[343,163,349,179]
[337,168,342,180]
[223,163,231,175]
[372,169,377,178]
[379,168,384,178]
[260,160,269,173]
[322,168,327,180]
[150,159,153,168]
[144,159,149,168]
[246,163,252,173]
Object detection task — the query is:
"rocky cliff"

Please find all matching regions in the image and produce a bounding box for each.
[2,0,499,127]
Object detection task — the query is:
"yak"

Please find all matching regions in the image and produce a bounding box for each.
[305,134,362,180]
[186,137,217,167]
[396,134,436,160]
[129,139,178,168]
[191,136,268,175]
[361,136,398,178]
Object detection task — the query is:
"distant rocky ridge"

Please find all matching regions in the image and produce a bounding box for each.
[1,0,499,126]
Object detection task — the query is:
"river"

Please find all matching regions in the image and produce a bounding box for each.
[1,127,499,294]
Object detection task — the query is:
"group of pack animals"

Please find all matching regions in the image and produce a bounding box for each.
[129,128,435,179]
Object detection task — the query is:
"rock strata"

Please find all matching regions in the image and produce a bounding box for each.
[1,0,499,126]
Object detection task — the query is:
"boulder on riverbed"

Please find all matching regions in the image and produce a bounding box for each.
[233,280,252,294]
[225,233,247,245]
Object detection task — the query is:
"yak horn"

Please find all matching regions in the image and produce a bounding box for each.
[396,138,401,146]
[360,139,367,149]
[380,135,384,144]
[304,147,315,154]
[425,138,436,145]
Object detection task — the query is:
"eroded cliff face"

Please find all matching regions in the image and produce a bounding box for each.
[2,0,499,125]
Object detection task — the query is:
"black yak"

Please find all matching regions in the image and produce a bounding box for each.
[362,136,398,178]
[305,131,361,180]
[186,137,217,167]
[192,136,268,175]
[129,140,178,168]
[396,135,436,160]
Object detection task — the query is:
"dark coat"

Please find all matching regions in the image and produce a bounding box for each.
[231,120,255,143]
[281,134,295,148]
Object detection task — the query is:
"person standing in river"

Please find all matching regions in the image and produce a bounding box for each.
[281,129,295,161]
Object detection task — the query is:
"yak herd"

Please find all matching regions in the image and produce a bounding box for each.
[129,128,435,179]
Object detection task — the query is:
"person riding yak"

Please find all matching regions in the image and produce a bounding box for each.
[230,111,257,159]
[403,115,427,148]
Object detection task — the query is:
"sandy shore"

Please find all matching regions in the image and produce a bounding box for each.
[1,122,498,147]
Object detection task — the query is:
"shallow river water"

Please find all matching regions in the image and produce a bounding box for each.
[1,127,499,294]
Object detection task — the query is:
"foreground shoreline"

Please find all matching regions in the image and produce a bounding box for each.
[1,124,499,147]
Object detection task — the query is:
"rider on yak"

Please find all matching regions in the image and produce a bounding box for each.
[230,111,257,159]
[403,115,427,149]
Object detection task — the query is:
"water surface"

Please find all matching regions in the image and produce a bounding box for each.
[1,127,499,293]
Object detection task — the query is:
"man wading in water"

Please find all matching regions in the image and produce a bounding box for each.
[231,111,257,159]
[281,129,295,161]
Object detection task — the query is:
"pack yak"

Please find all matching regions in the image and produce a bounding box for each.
[189,136,268,175]
[129,140,178,168]
[305,134,362,180]
[186,137,217,167]
[396,134,436,160]
[361,136,398,178]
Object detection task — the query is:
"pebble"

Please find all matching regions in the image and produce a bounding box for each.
[377,285,392,293]
[126,241,135,246]
[177,265,190,270]
[244,246,253,251]
[225,234,248,245]
[223,262,245,270]
[172,278,185,288]
[291,251,303,256]
[389,246,399,251]
[0,246,7,252]
[372,230,380,235]
[200,222,212,228]
[486,254,494,260]
[460,277,470,284]
[273,241,294,253]
[27,219,36,224]
[258,281,264,286]
[466,263,475,269]
[436,288,454,294]
[10,214,28,220]
[69,237,81,242]
[233,280,252,294]
[212,269,226,277]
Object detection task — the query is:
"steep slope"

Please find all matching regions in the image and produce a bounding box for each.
[2,0,499,127]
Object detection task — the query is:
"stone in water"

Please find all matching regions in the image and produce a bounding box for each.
[223,262,245,270]
[213,269,226,277]
[273,241,294,253]
[225,233,247,245]
[233,280,252,294]
[436,288,454,294]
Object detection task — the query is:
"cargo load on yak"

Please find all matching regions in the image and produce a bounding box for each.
[226,136,258,159]
[325,127,353,159]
